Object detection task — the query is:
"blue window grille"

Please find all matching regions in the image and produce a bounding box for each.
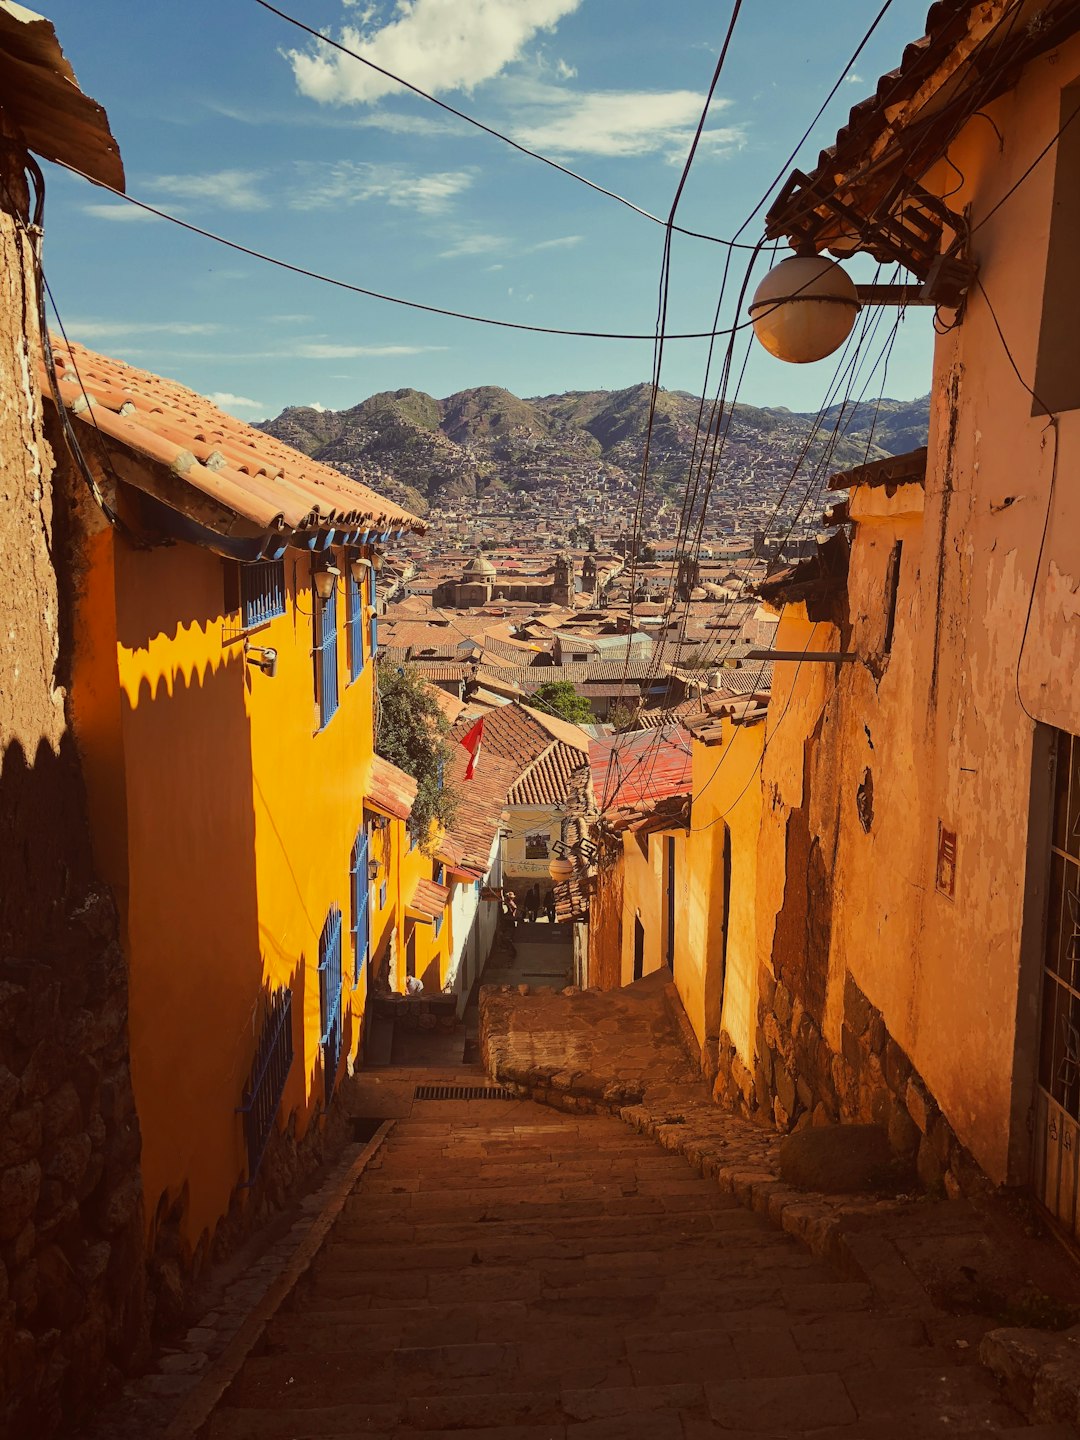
[318,905,344,1103]
[313,581,339,730]
[240,560,286,629]
[347,564,365,683]
[369,570,378,660]
[434,862,445,939]
[236,987,294,1184]
[351,826,371,986]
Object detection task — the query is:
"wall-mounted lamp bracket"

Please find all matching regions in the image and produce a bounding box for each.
[244,643,278,677]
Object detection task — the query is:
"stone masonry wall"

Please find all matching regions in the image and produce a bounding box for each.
[712,963,991,1201]
[0,136,147,1435]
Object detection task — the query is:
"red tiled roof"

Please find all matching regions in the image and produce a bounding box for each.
[365,754,418,822]
[408,876,451,921]
[507,742,587,808]
[438,747,518,875]
[589,725,694,812]
[43,339,424,554]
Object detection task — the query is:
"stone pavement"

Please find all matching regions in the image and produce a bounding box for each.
[199,1082,1064,1438]
[480,974,1080,1433]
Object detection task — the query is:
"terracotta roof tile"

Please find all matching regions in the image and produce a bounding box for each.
[365,754,418,822]
[408,876,451,920]
[507,742,586,807]
[43,339,423,552]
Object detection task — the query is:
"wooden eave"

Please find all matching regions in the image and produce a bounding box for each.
[828,447,928,493]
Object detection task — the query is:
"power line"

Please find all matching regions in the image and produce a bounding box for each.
[252,0,758,252]
[52,162,778,343]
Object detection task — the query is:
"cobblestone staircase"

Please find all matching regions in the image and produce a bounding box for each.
[203,1083,1070,1439]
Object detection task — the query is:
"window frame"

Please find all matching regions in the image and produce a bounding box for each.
[239,559,287,630]
[313,575,340,731]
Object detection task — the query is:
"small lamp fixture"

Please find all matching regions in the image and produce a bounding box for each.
[244,644,278,678]
[749,254,861,364]
[367,857,382,883]
[369,550,385,572]
[313,564,340,601]
[350,557,371,583]
[548,856,574,883]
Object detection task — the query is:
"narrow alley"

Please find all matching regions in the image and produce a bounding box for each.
[197,1076,1055,1439]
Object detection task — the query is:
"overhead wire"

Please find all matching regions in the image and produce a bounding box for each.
[252,0,756,251]
[600,0,745,810]
[51,161,832,345]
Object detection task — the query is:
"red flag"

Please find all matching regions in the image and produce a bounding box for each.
[461,717,484,780]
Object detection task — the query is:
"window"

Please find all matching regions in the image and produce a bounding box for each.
[240,560,286,629]
[346,564,365,683]
[882,541,903,655]
[351,826,371,986]
[237,986,293,1184]
[1034,82,1080,414]
[525,832,550,860]
[318,905,343,1103]
[379,880,387,909]
[434,862,445,939]
[313,579,340,730]
[369,569,379,660]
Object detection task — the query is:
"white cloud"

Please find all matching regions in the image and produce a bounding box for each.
[438,233,506,260]
[555,58,576,80]
[67,320,222,339]
[294,161,473,213]
[306,401,329,411]
[513,87,743,161]
[531,234,582,251]
[82,202,161,222]
[287,0,582,105]
[207,392,266,412]
[846,72,864,85]
[147,169,268,211]
[292,342,448,358]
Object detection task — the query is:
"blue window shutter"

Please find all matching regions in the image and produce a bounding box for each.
[369,571,378,658]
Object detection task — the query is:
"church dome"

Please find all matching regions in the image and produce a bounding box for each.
[463,554,496,579]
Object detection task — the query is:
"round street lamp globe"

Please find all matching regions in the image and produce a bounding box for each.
[749,254,861,364]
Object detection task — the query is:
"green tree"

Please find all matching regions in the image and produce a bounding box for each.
[531,680,593,725]
[376,662,458,850]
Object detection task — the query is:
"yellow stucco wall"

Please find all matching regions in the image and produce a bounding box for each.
[679,716,764,1058]
[73,534,386,1253]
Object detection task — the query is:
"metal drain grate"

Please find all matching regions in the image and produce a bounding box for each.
[413,1084,515,1101]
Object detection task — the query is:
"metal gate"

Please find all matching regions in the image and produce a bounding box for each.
[1033,727,1080,1238]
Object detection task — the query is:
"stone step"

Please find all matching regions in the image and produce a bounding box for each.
[316,1223,779,1269]
[328,1205,750,1248]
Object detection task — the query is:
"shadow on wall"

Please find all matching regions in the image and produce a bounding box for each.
[0,732,147,1437]
[119,654,269,1310]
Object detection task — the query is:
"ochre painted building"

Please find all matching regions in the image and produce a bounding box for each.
[47,339,424,1266]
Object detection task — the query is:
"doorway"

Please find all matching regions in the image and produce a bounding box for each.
[633,915,645,981]
[1032,726,1080,1238]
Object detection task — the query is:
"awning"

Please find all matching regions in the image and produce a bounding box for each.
[366,754,417,822]
[406,876,450,924]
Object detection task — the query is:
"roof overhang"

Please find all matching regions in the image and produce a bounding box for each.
[765,0,1080,274]
[0,2,124,191]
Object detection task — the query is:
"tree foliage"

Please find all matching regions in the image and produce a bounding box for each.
[376,662,458,850]
[531,680,593,725]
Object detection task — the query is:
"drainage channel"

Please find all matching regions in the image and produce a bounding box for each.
[413,1084,516,1101]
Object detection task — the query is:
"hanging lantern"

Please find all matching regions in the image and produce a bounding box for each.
[749,254,860,364]
[548,856,574,883]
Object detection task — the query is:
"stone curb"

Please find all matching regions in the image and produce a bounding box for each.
[489,1068,914,1304]
[980,1325,1080,1431]
[161,1120,395,1440]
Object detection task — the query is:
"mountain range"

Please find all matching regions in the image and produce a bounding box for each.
[257,384,930,518]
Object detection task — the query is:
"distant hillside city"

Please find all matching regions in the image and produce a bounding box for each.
[258,383,930,549]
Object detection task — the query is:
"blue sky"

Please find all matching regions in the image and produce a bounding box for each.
[40,0,935,420]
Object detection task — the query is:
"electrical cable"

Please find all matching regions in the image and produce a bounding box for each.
[51,161,817,344]
[253,0,758,251]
